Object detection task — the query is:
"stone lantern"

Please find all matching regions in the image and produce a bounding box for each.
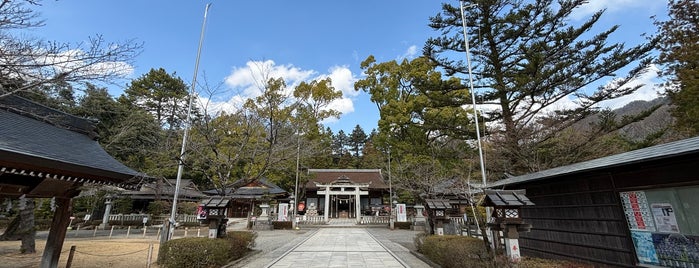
[482,189,535,262]
[425,199,452,235]
[199,197,230,238]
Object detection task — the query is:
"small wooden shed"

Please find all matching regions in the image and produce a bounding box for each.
[489,136,699,267]
[0,95,147,268]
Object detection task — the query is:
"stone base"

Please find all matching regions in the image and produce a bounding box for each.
[412,221,426,231]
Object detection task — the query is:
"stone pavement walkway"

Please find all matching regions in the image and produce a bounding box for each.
[227,228,431,268]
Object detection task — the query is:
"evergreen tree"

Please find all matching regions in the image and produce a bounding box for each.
[425,0,656,175]
[348,125,368,157]
[655,0,699,135]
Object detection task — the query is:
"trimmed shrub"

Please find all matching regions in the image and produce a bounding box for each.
[226,231,257,260]
[159,231,257,268]
[417,235,596,268]
[418,235,490,268]
[272,221,292,230]
[394,222,411,229]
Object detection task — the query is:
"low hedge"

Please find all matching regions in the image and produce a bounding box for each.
[417,235,490,268]
[272,221,292,230]
[158,231,257,268]
[394,222,412,229]
[416,234,595,268]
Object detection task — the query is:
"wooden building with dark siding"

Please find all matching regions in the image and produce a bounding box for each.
[489,136,699,267]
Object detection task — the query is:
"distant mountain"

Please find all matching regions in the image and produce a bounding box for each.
[581,97,677,143]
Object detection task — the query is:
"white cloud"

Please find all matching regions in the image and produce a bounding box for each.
[224,60,315,99]
[597,65,664,109]
[318,65,359,97]
[206,60,360,118]
[571,0,664,21]
[400,45,418,60]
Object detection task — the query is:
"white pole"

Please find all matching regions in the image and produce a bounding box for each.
[293,131,301,228]
[460,0,491,241]
[167,3,212,241]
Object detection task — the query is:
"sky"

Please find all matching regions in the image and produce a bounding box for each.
[32,0,669,134]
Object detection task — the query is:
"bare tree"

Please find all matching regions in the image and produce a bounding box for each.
[0,0,141,98]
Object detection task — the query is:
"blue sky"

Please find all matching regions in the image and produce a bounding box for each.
[33,1,668,134]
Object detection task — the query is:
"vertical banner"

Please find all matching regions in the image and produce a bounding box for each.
[278,203,289,221]
[396,204,407,222]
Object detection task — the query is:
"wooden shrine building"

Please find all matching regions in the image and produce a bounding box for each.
[0,95,147,268]
[489,136,699,267]
[202,178,288,218]
[304,169,389,222]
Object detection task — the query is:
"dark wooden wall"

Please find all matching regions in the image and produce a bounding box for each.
[514,173,635,267]
[507,154,699,267]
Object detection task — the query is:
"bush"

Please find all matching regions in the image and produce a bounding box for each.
[272,221,292,230]
[159,231,257,268]
[394,222,411,229]
[418,235,490,268]
[226,231,257,260]
[417,235,596,268]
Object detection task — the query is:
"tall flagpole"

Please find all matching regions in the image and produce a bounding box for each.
[166,3,212,241]
[459,1,489,222]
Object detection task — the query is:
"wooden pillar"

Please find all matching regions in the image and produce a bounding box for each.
[40,197,71,268]
[354,189,361,222]
[324,186,330,222]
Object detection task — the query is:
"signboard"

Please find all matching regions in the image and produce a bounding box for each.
[620,191,655,231]
[396,204,407,222]
[278,203,289,221]
[197,206,207,220]
[630,231,659,265]
[651,203,679,233]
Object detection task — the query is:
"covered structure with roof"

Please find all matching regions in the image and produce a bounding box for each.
[489,136,699,267]
[203,178,288,218]
[304,169,389,222]
[0,95,147,268]
[121,178,206,212]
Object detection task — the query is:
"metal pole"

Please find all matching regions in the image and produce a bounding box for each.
[293,131,301,228]
[167,3,212,241]
[460,0,491,237]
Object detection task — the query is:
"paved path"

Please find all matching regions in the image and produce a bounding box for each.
[229,228,431,268]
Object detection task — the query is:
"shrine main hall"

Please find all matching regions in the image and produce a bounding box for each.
[301,169,390,222]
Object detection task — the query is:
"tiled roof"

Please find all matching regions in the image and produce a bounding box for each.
[0,96,147,187]
[305,169,389,189]
[482,190,535,207]
[202,177,287,197]
[489,135,699,188]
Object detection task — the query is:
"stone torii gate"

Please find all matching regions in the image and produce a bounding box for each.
[316,177,369,223]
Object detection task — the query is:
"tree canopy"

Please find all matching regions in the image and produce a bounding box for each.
[655,0,699,135]
[425,0,656,176]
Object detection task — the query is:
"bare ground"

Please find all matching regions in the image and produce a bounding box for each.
[0,238,160,268]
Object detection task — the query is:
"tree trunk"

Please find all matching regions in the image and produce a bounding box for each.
[19,198,36,253]
[0,198,36,253]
